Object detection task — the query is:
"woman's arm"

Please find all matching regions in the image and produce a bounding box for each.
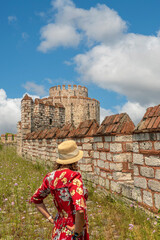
[35,203,54,224]
[74,210,85,233]
[67,209,85,236]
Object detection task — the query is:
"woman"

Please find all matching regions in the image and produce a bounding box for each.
[30,140,89,240]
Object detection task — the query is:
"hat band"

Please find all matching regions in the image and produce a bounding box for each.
[59,148,79,160]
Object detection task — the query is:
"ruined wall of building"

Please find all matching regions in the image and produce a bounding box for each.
[18,105,160,214]
[0,133,17,144]
[49,85,100,127]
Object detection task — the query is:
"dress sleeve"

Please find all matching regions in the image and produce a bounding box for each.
[68,172,87,211]
[30,174,50,204]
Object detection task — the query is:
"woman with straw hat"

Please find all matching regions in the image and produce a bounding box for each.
[30,140,89,240]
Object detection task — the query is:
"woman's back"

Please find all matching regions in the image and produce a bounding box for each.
[30,168,89,239]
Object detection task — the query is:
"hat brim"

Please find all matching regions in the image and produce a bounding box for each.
[56,150,83,165]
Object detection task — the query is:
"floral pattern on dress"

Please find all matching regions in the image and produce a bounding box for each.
[30,169,89,240]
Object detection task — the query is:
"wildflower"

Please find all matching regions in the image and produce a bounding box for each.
[130,204,133,207]
[154,221,157,225]
[4,198,8,201]
[14,183,18,186]
[21,216,25,219]
[153,230,156,233]
[21,197,23,199]
[128,224,134,230]
[11,202,14,206]
[147,218,150,220]
[0,208,1,211]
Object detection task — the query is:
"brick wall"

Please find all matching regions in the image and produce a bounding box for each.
[17,103,160,213]
[1,134,17,144]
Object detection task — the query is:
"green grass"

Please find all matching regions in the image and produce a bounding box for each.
[0,146,160,239]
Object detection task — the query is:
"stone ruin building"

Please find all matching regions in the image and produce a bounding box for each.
[17,84,160,214]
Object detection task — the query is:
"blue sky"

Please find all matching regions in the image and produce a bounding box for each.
[1,0,160,134]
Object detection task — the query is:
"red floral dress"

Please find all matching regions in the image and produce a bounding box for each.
[30,169,89,240]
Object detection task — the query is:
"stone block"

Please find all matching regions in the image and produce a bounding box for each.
[113,172,132,181]
[104,142,109,149]
[114,135,132,142]
[94,167,100,175]
[110,143,122,152]
[81,158,91,164]
[148,180,160,192]
[120,182,134,199]
[154,142,160,150]
[83,150,90,158]
[94,136,103,142]
[93,151,99,159]
[99,177,105,187]
[145,156,160,166]
[97,160,105,168]
[86,165,92,172]
[134,177,147,189]
[133,133,149,141]
[106,179,110,189]
[101,171,106,178]
[100,152,106,161]
[132,187,142,202]
[154,193,160,209]
[83,138,91,143]
[133,153,144,165]
[143,190,153,207]
[128,162,134,170]
[93,159,97,167]
[104,136,111,142]
[110,181,121,193]
[155,170,160,180]
[157,133,160,141]
[94,175,99,184]
[106,153,112,161]
[134,166,139,176]
[110,163,123,171]
[139,142,152,150]
[133,142,139,153]
[140,167,154,178]
[113,153,132,162]
[93,143,97,150]
[86,172,94,181]
[97,142,103,149]
[83,143,92,150]
[126,143,133,152]
[105,162,109,169]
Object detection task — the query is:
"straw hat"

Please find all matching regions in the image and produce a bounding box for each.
[56,140,83,165]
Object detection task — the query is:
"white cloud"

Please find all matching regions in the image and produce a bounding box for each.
[116,101,149,125]
[38,23,80,52]
[23,82,46,96]
[37,0,126,51]
[74,33,160,106]
[0,89,21,135]
[37,0,160,124]
[100,107,114,123]
[8,16,17,24]
[0,89,40,135]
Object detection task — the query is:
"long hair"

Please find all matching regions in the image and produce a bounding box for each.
[54,162,79,171]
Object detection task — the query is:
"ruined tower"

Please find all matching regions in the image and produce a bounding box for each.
[49,85,100,127]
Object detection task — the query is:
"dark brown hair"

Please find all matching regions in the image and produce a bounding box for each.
[54,162,79,171]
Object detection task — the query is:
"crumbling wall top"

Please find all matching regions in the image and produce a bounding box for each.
[96,113,135,136]
[135,104,160,133]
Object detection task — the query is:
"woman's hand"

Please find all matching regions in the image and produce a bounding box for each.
[48,217,54,224]
[66,224,75,232]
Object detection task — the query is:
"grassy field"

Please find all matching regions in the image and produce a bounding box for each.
[0,145,160,240]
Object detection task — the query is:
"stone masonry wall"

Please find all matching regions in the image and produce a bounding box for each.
[49,85,100,127]
[1,134,17,144]
[18,99,160,213]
